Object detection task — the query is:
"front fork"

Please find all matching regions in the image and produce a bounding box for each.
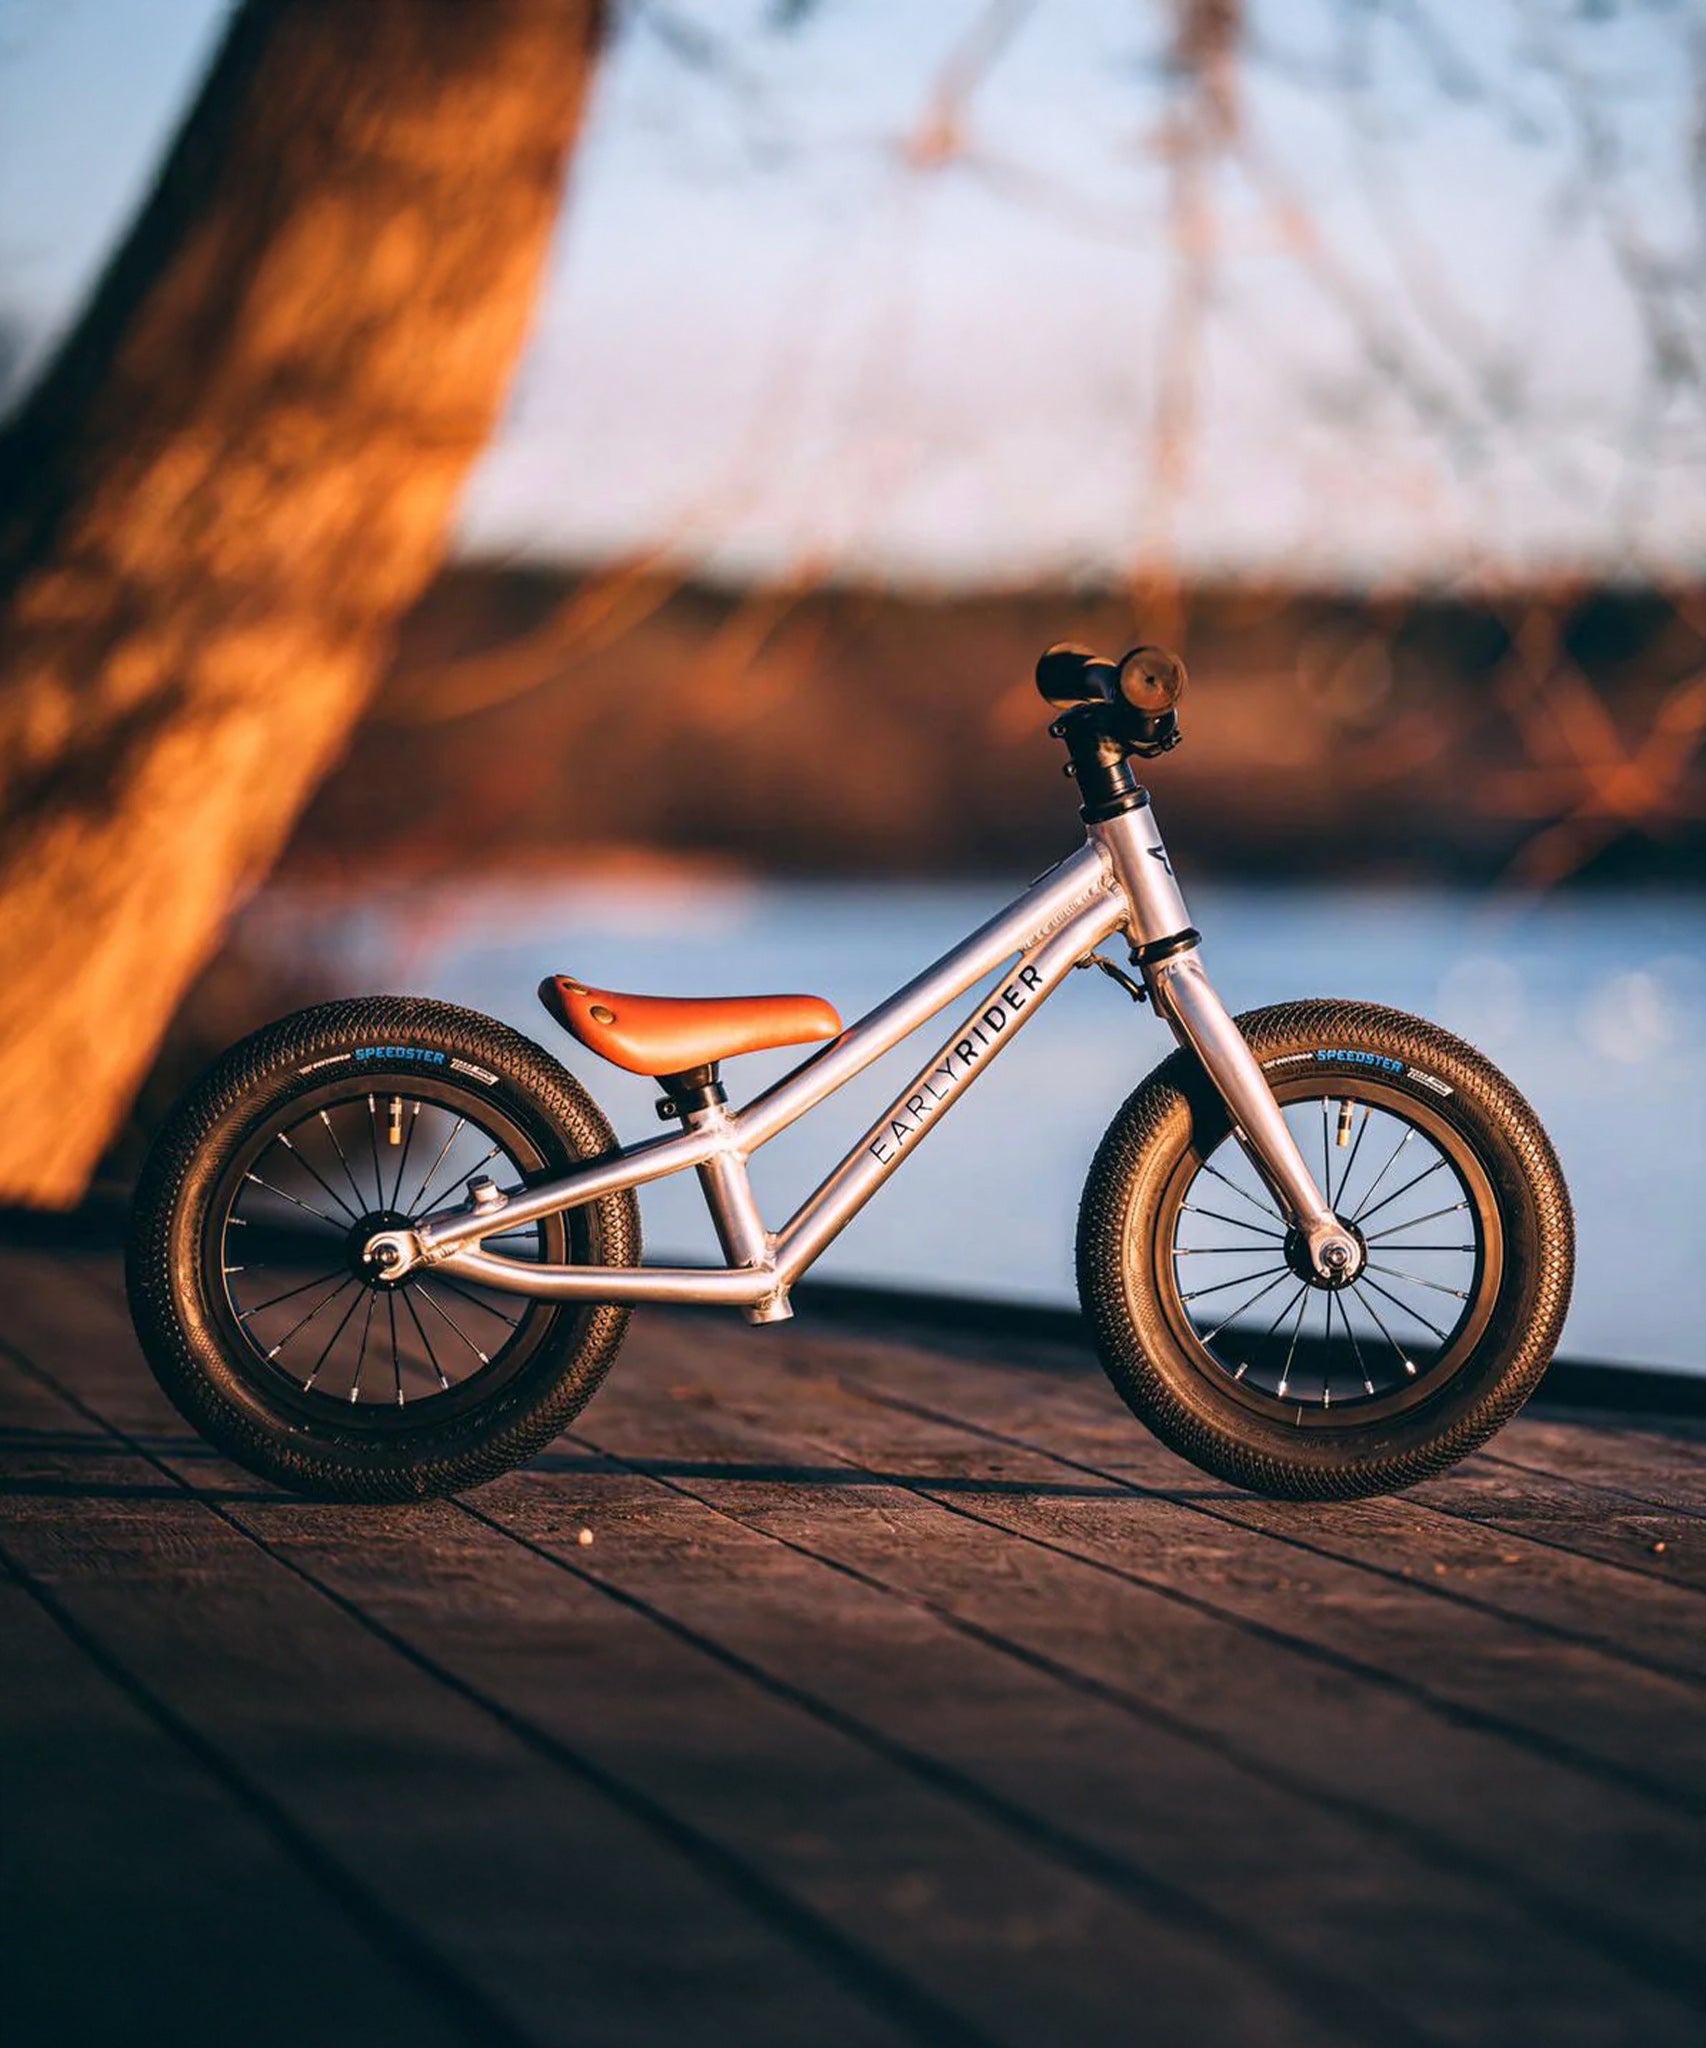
[1092,805,1365,1285]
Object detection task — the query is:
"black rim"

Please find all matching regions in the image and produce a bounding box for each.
[1151,1073,1502,1429]
[204,1075,578,1429]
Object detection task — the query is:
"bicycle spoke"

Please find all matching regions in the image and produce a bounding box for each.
[401,1285,450,1391]
[1225,1279,1309,1381]
[275,1133,361,1225]
[387,1291,403,1407]
[1318,1288,1336,1406]
[414,1282,491,1365]
[1364,1201,1469,1243]
[261,1273,355,1355]
[1198,1267,1295,1347]
[366,1093,385,1208]
[430,1273,525,1329]
[1367,1261,1469,1301]
[441,1141,505,1216]
[301,1284,367,1393]
[1330,1288,1375,1396]
[1331,1100,1372,1212]
[349,1290,378,1403]
[1197,1158,1283,1226]
[319,1109,370,1215]
[406,1115,465,1216]
[1357,1285,1421,1376]
[1346,1124,1412,1222]
[242,1171,345,1232]
[1354,1157,1448,1230]
[238,1265,348,1319]
[1181,1266,1288,1305]
[1274,1286,1311,1399]
[478,1225,544,1255]
[1180,1202,1284,1238]
[1359,1271,1451,1343]
[419,1141,504,1224]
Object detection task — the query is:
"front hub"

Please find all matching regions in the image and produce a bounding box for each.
[1284,1221,1367,1290]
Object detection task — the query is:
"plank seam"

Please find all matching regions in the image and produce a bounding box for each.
[0,1340,1000,2048]
[0,1540,542,2048]
[566,1424,1706,2011]
[833,1376,1706,1820]
[456,1497,1439,2048]
[1473,1449,1706,1524]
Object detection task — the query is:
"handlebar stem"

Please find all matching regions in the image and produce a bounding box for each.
[1053,706,1152,823]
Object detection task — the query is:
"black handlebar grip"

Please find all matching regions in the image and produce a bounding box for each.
[1036,643,1118,709]
[1117,645,1187,717]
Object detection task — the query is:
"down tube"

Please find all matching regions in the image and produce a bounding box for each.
[774,896,1123,1284]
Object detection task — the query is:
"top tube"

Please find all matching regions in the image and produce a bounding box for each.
[736,840,1118,1150]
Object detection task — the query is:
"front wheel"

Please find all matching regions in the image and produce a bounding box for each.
[1077,1000,1573,1500]
[127,997,639,1501]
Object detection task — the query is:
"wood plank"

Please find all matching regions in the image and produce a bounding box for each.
[1475,1428,1706,1517]
[535,1409,1706,2045]
[563,1318,1706,1998]
[759,1315,1706,1796]
[1412,1457,1706,1602]
[5,1242,1704,2048]
[0,1575,471,2048]
[0,1345,914,2048]
[8,1274,1351,2048]
[601,1316,1706,1943]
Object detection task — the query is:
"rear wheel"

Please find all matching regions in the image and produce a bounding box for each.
[128,997,639,1500]
[1077,1000,1573,1499]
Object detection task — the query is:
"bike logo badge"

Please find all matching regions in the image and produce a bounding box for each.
[868,965,1045,1164]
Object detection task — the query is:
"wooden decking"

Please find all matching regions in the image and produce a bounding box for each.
[2,1240,1703,2048]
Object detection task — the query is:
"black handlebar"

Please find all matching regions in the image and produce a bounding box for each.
[1035,643,1117,709]
[1035,640,1187,756]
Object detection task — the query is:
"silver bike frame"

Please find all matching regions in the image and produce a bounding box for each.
[367,800,1356,1321]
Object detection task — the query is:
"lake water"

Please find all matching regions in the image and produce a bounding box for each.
[251,875,1705,1375]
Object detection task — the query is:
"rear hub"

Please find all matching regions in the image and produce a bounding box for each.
[347,1211,414,1288]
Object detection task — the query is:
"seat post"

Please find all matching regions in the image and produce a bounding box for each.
[679,1094,793,1325]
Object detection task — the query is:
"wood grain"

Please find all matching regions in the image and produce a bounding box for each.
[2,1244,1701,2047]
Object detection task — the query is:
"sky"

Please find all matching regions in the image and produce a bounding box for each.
[1,0,1703,590]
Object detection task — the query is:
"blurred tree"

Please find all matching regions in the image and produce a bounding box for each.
[0,0,603,1206]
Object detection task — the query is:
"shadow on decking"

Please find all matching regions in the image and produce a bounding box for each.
[0,1424,1139,1504]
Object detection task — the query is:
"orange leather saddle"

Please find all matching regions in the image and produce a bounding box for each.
[539,975,841,1079]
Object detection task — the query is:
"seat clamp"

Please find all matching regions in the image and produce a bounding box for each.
[656,1066,726,1121]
